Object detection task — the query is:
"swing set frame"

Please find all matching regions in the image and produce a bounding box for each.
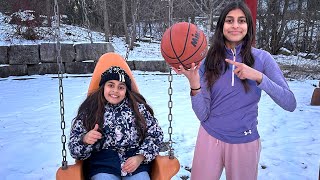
[54,0,180,180]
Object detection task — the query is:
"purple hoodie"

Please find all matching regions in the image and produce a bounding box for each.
[191,44,297,144]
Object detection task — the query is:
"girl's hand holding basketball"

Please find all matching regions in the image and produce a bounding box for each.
[172,63,201,93]
[82,124,102,145]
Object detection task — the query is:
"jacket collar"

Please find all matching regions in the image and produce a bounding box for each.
[105,98,128,109]
[225,43,243,56]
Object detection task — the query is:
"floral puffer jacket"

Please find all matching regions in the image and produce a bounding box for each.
[68,98,164,169]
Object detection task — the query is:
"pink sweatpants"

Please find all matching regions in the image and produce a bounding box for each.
[191,126,261,180]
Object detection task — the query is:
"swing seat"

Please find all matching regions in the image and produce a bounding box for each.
[56,156,180,180]
[310,81,320,105]
[151,156,180,180]
[311,87,320,105]
[56,160,84,180]
[56,52,180,180]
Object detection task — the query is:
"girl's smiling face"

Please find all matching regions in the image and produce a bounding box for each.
[104,80,127,105]
[223,8,248,48]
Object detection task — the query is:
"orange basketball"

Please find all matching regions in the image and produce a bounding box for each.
[161,22,208,69]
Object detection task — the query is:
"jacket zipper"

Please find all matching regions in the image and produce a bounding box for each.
[231,48,236,86]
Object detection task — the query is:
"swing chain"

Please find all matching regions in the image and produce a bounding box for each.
[166,0,175,159]
[167,68,174,159]
[125,45,130,61]
[54,0,68,170]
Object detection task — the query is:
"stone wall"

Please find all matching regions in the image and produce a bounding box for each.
[0,43,170,78]
[1,43,318,80]
[0,42,113,78]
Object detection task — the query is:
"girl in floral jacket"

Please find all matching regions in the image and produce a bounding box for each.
[68,66,164,180]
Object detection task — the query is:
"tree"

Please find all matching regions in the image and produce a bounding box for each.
[129,0,139,49]
[0,0,318,56]
[122,0,129,44]
[46,0,52,27]
[294,0,303,54]
[101,0,110,42]
[185,0,227,44]
[258,0,290,54]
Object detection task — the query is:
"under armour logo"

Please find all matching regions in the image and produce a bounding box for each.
[244,130,252,135]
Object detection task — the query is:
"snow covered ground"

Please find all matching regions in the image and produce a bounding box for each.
[0,73,319,180]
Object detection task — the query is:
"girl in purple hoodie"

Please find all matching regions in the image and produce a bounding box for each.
[174,1,296,180]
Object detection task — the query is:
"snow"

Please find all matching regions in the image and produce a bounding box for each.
[0,11,320,180]
[0,73,319,180]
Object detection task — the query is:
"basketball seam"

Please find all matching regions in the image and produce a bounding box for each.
[169,34,207,64]
[169,22,191,69]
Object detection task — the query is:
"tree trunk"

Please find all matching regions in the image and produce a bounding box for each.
[148,23,152,40]
[257,0,263,47]
[308,19,315,53]
[268,0,289,54]
[102,0,110,42]
[294,0,303,53]
[168,0,173,26]
[129,0,138,50]
[206,9,213,45]
[122,0,129,44]
[46,0,52,27]
[307,0,317,53]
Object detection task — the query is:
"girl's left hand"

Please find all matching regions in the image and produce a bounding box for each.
[225,59,263,83]
[172,63,201,89]
[122,155,145,173]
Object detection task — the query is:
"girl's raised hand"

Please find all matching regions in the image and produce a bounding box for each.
[122,155,145,173]
[172,63,201,90]
[82,124,102,145]
[225,59,263,83]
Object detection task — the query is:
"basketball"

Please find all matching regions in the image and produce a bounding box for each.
[160,22,208,69]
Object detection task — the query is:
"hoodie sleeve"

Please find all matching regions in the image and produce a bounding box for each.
[257,51,297,112]
[136,104,164,163]
[68,118,94,160]
[190,64,212,122]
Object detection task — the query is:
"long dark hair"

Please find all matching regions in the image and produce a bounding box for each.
[72,85,152,141]
[205,1,255,91]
